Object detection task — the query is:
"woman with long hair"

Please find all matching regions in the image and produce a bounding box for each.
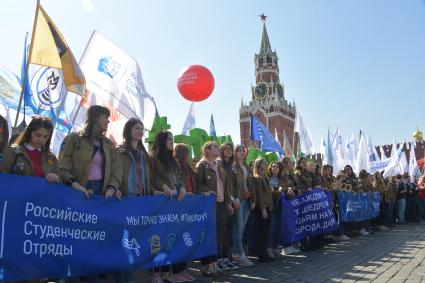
[118,118,151,197]
[59,105,122,199]
[0,116,59,183]
[217,142,239,271]
[197,141,233,277]
[172,143,197,282]
[0,114,9,154]
[266,161,284,259]
[252,158,273,262]
[232,144,255,267]
[150,131,186,283]
[116,118,152,282]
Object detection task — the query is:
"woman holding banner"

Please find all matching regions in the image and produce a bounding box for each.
[280,157,300,254]
[117,118,153,282]
[232,144,255,267]
[150,131,187,283]
[59,105,122,200]
[197,141,233,277]
[0,116,60,183]
[59,105,122,283]
[172,143,197,282]
[252,158,273,262]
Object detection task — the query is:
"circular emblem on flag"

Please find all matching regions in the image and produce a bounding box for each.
[30,67,65,110]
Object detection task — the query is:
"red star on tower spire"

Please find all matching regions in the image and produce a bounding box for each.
[259,13,267,22]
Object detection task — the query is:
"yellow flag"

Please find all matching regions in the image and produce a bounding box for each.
[28,3,86,97]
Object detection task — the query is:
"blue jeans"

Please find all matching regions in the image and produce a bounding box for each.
[267,206,282,249]
[397,199,406,223]
[417,198,425,220]
[385,201,395,226]
[233,199,251,256]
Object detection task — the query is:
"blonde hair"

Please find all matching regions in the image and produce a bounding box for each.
[201,141,218,158]
[253,158,266,177]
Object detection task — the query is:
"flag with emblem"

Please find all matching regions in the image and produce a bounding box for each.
[250,114,283,155]
[22,32,80,132]
[28,2,85,97]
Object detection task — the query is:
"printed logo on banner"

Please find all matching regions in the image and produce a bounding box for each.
[123,238,141,256]
[149,235,161,255]
[98,56,120,78]
[183,232,193,247]
[31,67,64,110]
[166,233,176,251]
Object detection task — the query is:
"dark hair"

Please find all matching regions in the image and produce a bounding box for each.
[0,114,9,152]
[173,143,190,165]
[14,116,54,151]
[321,164,332,177]
[295,157,307,171]
[122,118,148,156]
[151,131,176,170]
[219,142,234,164]
[344,165,356,178]
[80,105,110,138]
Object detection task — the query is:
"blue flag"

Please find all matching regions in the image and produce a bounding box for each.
[209,114,216,137]
[250,114,283,154]
[0,173,217,281]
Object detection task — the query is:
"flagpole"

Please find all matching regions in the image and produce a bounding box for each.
[13,0,40,133]
[67,30,96,134]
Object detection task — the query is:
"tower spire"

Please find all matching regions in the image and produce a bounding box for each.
[259,14,272,54]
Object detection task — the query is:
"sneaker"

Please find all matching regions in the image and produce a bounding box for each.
[181,271,196,282]
[152,274,164,283]
[161,272,176,283]
[339,234,351,241]
[273,248,282,256]
[239,255,254,267]
[360,228,370,236]
[290,246,300,253]
[281,247,294,255]
[224,258,239,270]
[213,262,224,274]
[217,258,231,271]
[266,248,275,259]
[173,272,187,283]
[201,263,220,277]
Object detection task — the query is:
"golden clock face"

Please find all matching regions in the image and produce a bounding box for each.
[254,82,269,100]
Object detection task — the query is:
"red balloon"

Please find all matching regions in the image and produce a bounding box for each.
[177,65,215,102]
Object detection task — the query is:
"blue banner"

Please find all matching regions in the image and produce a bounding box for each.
[337,191,381,222]
[281,189,338,245]
[0,173,216,281]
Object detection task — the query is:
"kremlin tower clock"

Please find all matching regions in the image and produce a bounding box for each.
[239,14,297,151]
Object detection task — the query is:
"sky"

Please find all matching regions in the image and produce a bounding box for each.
[0,0,424,148]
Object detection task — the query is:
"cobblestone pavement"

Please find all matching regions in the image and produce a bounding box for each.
[133,223,425,283]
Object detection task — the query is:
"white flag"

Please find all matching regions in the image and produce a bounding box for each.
[400,149,409,174]
[367,135,380,162]
[354,134,370,175]
[383,144,404,178]
[75,31,157,144]
[181,102,195,135]
[294,109,314,155]
[409,145,421,182]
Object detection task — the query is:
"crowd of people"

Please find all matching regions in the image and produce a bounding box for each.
[0,106,425,283]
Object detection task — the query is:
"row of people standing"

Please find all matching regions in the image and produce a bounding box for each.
[0,106,272,282]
